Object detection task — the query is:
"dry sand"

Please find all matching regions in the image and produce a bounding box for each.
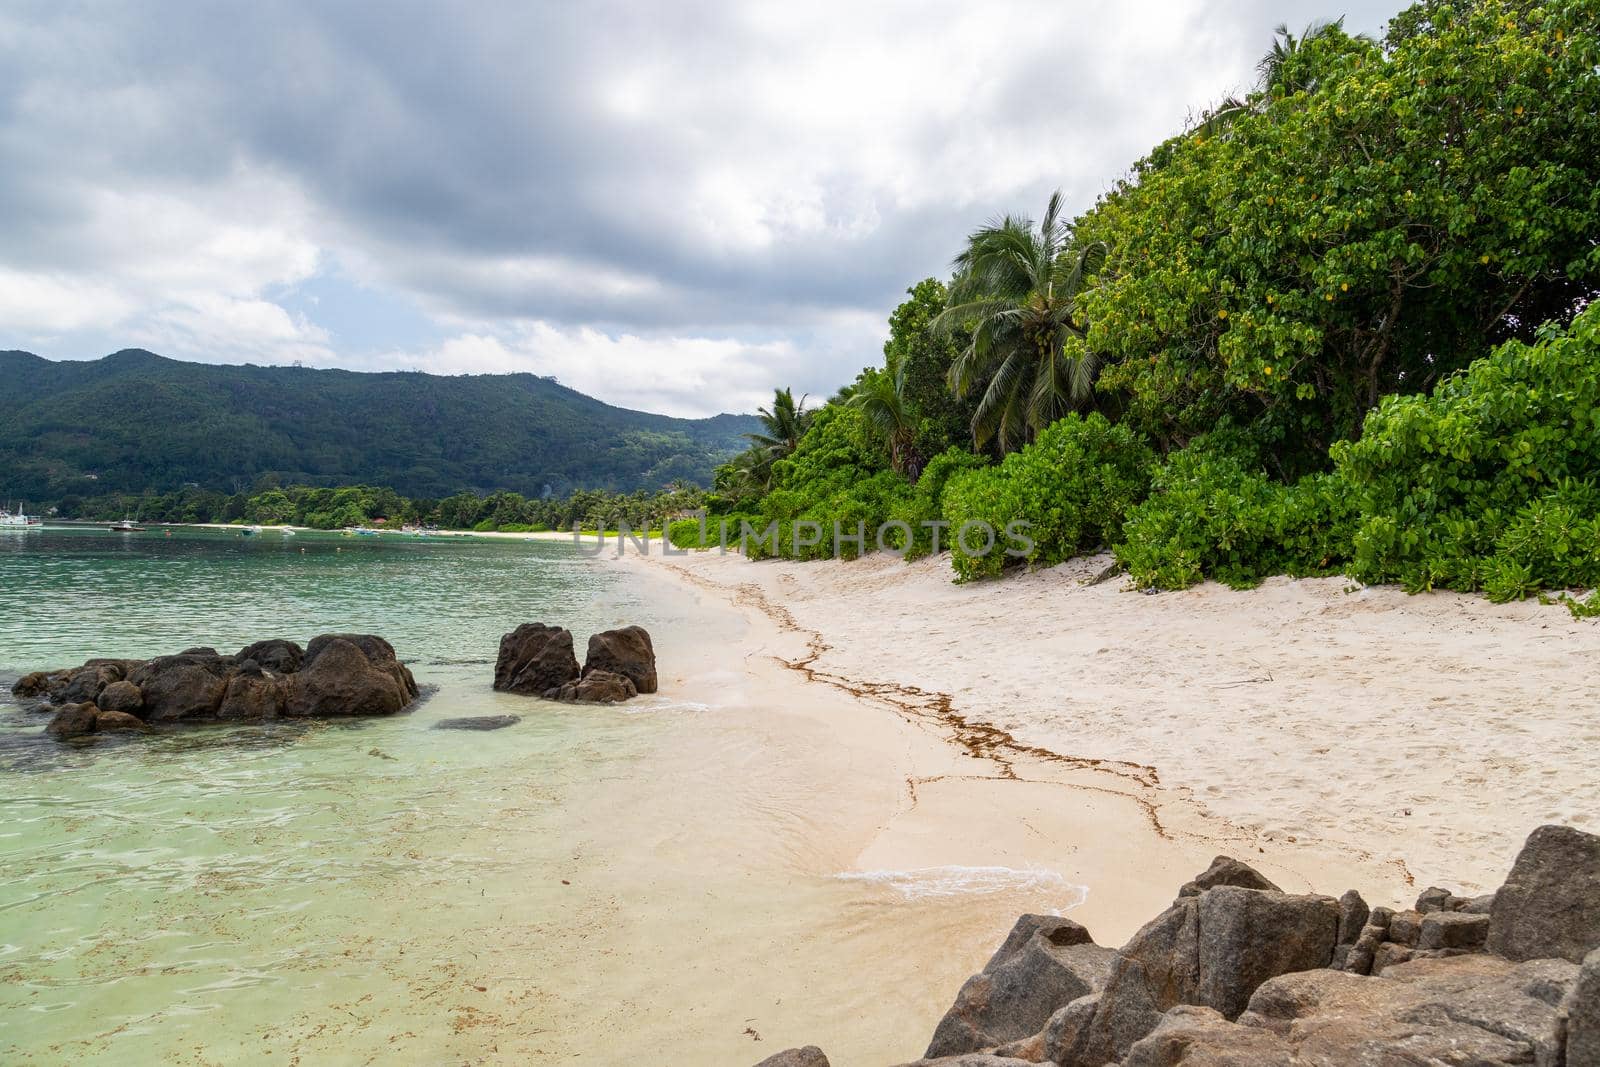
[617,542,1600,942]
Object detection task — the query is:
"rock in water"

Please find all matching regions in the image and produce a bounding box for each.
[94,710,146,731]
[96,679,144,714]
[493,623,580,695]
[130,652,233,721]
[432,715,522,731]
[287,635,415,717]
[21,634,418,741]
[11,671,58,700]
[1488,823,1600,963]
[45,702,100,738]
[582,625,657,694]
[235,639,304,674]
[565,669,638,704]
[217,671,288,720]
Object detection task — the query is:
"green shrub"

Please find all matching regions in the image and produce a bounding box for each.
[1334,304,1600,598]
[1115,432,1356,590]
[941,414,1155,581]
[890,447,990,560]
[740,406,915,560]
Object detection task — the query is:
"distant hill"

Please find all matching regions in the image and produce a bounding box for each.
[0,349,757,502]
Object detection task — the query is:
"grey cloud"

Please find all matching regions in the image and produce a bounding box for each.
[1,0,1410,401]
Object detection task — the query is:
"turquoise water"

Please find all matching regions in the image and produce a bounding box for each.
[0,527,1086,1065]
[0,528,717,1063]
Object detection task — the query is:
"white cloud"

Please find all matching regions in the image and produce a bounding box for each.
[0,0,1408,409]
[369,314,880,418]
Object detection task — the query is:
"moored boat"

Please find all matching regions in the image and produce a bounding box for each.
[1,502,43,528]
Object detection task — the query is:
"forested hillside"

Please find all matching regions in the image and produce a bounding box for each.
[0,349,755,503]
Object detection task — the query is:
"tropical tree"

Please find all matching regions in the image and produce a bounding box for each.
[934,191,1105,453]
[745,387,813,462]
[1194,17,1371,137]
[1257,18,1365,98]
[714,446,776,497]
[1079,0,1600,471]
[846,364,921,478]
[883,279,976,458]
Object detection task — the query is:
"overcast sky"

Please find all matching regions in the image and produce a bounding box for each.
[0,1,1406,417]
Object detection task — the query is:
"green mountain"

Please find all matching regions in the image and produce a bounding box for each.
[0,349,757,502]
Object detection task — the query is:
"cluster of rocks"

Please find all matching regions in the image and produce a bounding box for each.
[755,823,1600,1067]
[492,622,656,704]
[12,634,420,739]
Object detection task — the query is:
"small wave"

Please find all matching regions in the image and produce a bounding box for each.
[835,865,1089,905]
[619,698,712,715]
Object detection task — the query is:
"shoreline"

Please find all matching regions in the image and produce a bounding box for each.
[615,544,1406,952]
[612,540,1600,943]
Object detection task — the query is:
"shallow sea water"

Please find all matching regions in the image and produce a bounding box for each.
[0,528,1085,1065]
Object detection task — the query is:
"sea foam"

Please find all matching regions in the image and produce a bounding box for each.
[835,865,1088,905]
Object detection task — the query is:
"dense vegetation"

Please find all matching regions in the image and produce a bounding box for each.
[56,480,706,533]
[0,349,756,510]
[677,0,1600,612]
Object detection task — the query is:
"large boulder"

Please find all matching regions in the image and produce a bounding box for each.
[129,653,233,721]
[217,670,289,720]
[1125,954,1578,1065]
[58,662,124,705]
[582,625,657,694]
[1056,879,1339,1063]
[235,639,303,674]
[1251,954,1573,1063]
[923,916,1114,1057]
[494,623,581,695]
[1488,823,1600,963]
[96,680,144,714]
[752,1048,830,1067]
[45,702,100,738]
[1195,886,1341,1019]
[286,634,416,717]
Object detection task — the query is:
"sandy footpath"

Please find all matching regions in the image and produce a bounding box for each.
[616,542,1600,932]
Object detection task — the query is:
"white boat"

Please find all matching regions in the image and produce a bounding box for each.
[108,519,145,532]
[1,502,43,528]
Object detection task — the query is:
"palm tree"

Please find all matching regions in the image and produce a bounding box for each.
[1257,18,1363,97]
[715,447,775,496]
[933,191,1105,453]
[1194,18,1368,139]
[744,387,812,459]
[846,364,921,479]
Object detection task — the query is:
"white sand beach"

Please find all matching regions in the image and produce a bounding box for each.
[618,543,1600,946]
